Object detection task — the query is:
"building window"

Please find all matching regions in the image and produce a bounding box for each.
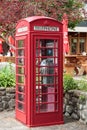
[70,37,86,55]
[79,38,85,53]
[71,38,77,54]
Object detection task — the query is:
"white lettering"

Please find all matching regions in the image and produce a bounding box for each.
[18,26,28,33]
[34,26,59,31]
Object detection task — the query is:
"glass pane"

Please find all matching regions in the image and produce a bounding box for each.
[80,38,85,53]
[18,94,24,101]
[18,76,24,83]
[41,76,54,84]
[18,58,24,65]
[18,67,24,74]
[18,40,24,48]
[18,85,24,92]
[71,39,77,54]
[18,49,25,56]
[18,102,24,111]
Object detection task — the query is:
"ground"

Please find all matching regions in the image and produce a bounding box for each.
[0,110,87,130]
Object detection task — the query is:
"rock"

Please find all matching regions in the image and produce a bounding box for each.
[66,105,73,114]
[0,108,3,112]
[65,112,70,117]
[8,99,15,109]
[6,88,15,93]
[0,91,6,96]
[79,104,83,110]
[0,97,2,102]
[72,97,78,103]
[80,110,87,121]
[0,102,3,108]
[10,94,15,99]
[71,112,80,120]
[2,96,10,101]
[2,101,9,109]
[0,87,6,91]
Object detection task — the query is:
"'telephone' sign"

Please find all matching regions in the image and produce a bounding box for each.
[34,26,59,31]
[17,26,28,33]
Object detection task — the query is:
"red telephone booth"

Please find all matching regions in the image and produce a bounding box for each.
[15,16,64,127]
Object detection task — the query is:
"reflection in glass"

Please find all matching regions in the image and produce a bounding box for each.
[18,86,24,92]
[80,39,85,53]
[18,102,24,111]
[18,94,24,101]
[18,67,24,74]
[41,76,54,84]
[40,103,55,112]
[18,49,24,56]
[71,42,77,54]
[18,76,24,83]
[18,40,24,47]
[18,58,24,65]
[71,38,77,54]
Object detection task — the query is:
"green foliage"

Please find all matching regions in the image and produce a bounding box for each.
[0,63,15,87]
[63,74,77,92]
[79,95,86,101]
[75,80,87,92]
[64,74,87,92]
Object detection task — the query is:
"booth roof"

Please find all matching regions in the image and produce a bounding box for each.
[24,16,61,23]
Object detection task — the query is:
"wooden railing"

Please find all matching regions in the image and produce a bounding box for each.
[0,56,15,63]
[64,55,87,76]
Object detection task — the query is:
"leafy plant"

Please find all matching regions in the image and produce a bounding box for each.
[63,74,77,92]
[75,80,87,92]
[79,95,86,101]
[0,63,15,87]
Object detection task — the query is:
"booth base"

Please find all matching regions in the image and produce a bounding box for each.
[27,120,64,127]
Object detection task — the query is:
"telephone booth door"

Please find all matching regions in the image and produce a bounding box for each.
[15,35,27,124]
[31,35,63,126]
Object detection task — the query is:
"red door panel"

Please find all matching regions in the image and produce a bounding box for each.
[31,35,63,126]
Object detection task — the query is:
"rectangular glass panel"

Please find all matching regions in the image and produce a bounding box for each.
[18,40,24,48]
[18,76,25,83]
[18,93,24,101]
[80,38,85,53]
[18,102,24,111]
[18,67,24,74]
[71,38,77,54]
[18,49,25,56]
[18,85,24,92]
[18,58,24,65]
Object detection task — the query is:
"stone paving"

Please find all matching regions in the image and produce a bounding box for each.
[0,110,87,130]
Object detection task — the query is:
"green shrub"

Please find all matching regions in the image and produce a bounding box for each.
[75,80,87,92]
[0,63,15,87]
[63,74,77,92]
